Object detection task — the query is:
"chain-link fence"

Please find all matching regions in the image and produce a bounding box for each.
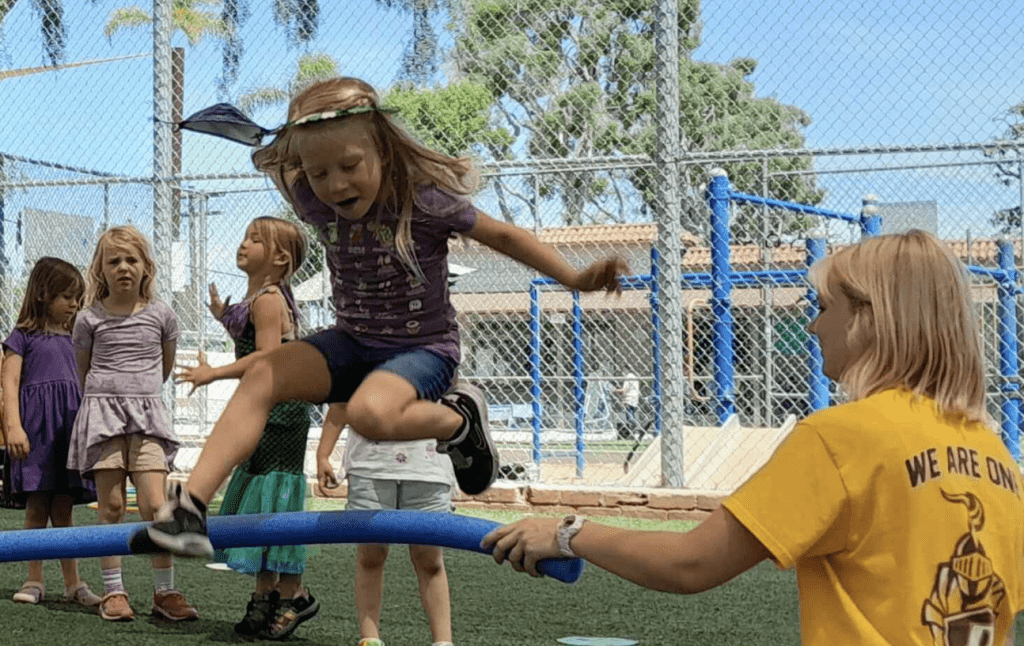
[1,0,1023,492]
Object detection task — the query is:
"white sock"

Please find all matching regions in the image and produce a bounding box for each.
[101,567,124,595]
[152,565,174,593]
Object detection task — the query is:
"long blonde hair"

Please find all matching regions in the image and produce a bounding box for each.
[247,216,307,330]
[85,226,158,306]
[252,77,479,281]
[808,229,987,423]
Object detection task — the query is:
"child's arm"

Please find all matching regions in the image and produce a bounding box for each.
[1,349,28,460]
[175,292,286,394]
[162,338,177,383]
[316,403,347,491]
[465,211,629,292]
[75,348,91,390]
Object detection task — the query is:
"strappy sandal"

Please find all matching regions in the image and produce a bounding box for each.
[12,581,44,604]
[63,582,102,607]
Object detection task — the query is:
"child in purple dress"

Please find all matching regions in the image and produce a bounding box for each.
[176,216,318,639]
[67,226,198,622]
[2,257,101,607]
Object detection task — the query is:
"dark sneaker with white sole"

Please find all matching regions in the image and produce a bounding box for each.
[128,482,213,558]
[438,381,498,495]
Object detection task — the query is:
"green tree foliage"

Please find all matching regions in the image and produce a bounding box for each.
[986,102,1024,236]
[450,0,823,236]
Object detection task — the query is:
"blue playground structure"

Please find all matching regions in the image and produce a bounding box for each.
[520,170,1023,475]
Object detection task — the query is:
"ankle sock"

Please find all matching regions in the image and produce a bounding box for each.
[101,567,124,595]
[439,398,468,442]
[152,565,174,593]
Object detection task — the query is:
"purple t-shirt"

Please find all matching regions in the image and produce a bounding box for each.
[3,328,79,388]
[72,300,180,397]
[293,182,478,361]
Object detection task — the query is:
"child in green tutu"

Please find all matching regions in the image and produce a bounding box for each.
[175,216,318,640]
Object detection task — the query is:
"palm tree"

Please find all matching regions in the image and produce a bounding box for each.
[235,52,337,115]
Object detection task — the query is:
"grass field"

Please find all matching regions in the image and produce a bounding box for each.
[0,502,1020,645]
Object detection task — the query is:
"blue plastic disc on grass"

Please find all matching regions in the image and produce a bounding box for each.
[557,638,639,646]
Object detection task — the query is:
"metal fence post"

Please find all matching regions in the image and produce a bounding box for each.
[708,170,736,424]
[997,239,1021,459]
[653,0,685,487]
[152,0,175,412]
[805,235,828,412]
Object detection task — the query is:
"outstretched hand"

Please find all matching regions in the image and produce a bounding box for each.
[175,350,215,396]
[570,257,630,293]
[480,517,563,577]
[207,283,231,320]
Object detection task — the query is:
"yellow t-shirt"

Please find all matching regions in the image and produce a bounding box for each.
[723,389,1024,646]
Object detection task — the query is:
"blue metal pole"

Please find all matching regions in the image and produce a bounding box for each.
[997,240,1021,460]
[529,283,543,465]
[708,172,736,423]
[572,290,585,477]
[806,236,828,412]
[650,246,663,436]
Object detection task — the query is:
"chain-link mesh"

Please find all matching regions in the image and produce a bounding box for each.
[1,0,1023,492]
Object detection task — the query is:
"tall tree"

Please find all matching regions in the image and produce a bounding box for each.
[449,0,822,236]
[986,102,1024,236]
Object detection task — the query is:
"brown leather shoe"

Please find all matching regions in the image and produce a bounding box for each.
[152,589,199,621]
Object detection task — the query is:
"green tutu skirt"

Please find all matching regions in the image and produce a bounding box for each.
[214,469,309,575]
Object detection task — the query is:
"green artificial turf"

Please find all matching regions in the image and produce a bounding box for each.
[0,503,1018,645]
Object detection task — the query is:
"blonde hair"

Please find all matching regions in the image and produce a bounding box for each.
[247,216,307,284]
[16,257,85,333]
[808,229,987,424]
[247,216,307,330]
[252,77,479,281]
[85,226,158,306]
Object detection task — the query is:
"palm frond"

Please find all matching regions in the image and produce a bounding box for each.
[236,87,290,115]
[104,6,152,40]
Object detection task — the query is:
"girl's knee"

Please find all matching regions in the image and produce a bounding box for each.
[97,500,126,524]
[346,401,398,440]
[357,544,389,569]
[409,545,445,574]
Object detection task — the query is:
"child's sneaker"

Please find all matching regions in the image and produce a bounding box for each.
[152,589,199,621]
[99,591,135,621]
[12,581,44,604]
[234,591,274,637]
[267,588,320,640]
[438,382,498,495]
[357,639,385,646]
[130,482,213,558]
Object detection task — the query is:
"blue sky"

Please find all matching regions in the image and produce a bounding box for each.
[1,0,1022,262]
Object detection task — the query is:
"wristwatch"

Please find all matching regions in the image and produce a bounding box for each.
[557,514,586,557]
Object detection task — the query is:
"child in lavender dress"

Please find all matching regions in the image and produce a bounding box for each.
[67,226,198,623]
[176,216,317,639]
[2,257,101,607]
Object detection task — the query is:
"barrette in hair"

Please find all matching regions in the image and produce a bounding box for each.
[176,103,400,147]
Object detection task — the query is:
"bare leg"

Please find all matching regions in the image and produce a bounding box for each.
[277,573,302,599]
[23,493,50,585]
[49,494,82,588]
[94,469,127,572]
[133,470,173,570]
[354,543,388,640]
[409,544,453,644]
[346,371,462,442]
[187,342,331,503]
[256,571,277,596]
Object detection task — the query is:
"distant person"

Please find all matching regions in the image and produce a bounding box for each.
[175,217,318,639]
[614,372,640,435]
[2,258,100,607]
[318,403,456,646]
[484,230,1024,645]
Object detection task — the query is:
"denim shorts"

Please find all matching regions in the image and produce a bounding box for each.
[302,328,456,404]
[345,474,453,513]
